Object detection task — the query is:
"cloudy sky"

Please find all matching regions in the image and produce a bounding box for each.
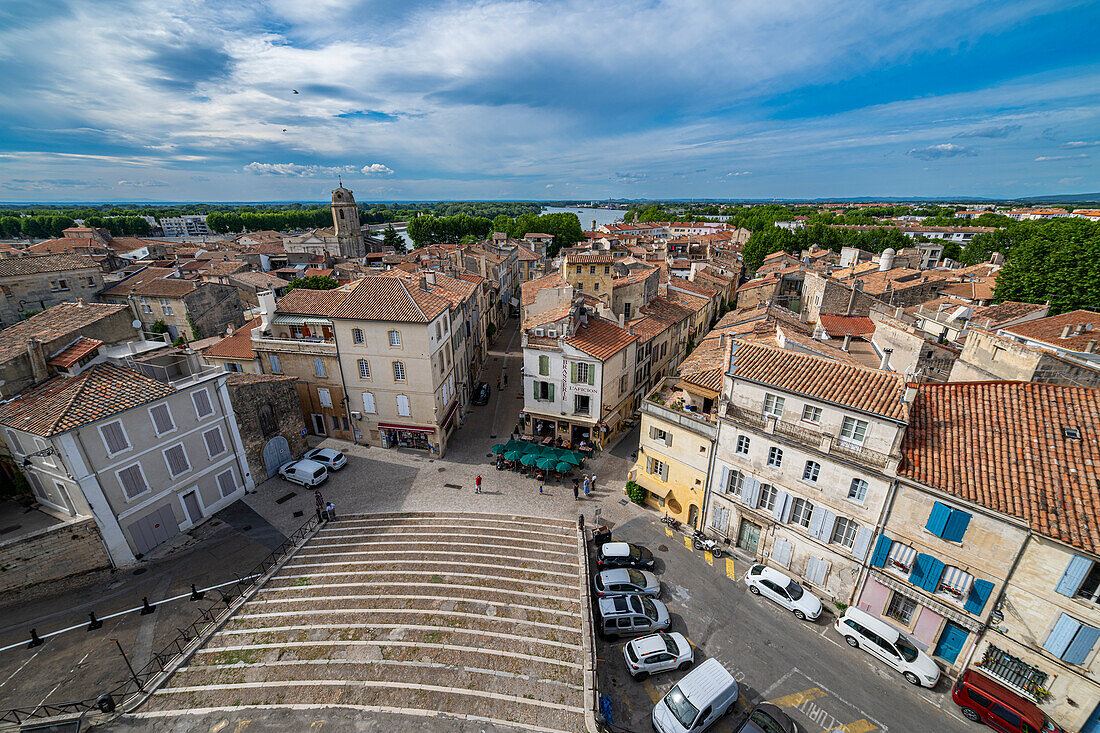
[1,0,1098,202]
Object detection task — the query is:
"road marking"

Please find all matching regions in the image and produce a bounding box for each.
[771,687,826,708]
[725,558,738,580]
[704,552,713,566]
[830,719,877,733]
[641,678,662,704]
[685,636,695,648]
[665,528,673,537]
[684,536,692,550]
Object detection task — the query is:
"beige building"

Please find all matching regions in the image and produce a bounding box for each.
[562,253,619,305]
[948,328,1100,386]
[0,254,104,327]
[101,267,247,341]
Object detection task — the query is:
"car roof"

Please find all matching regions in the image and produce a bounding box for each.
[759,566,792,584]
[631,634,668,656]
[600,568,632,582]
[844,606,900,644]
[961,671,1047,726]
[675,658,735,704]
[293,459,326,471]
[602,542,631,557]
[599,594,642,615]
[309,448,339,457]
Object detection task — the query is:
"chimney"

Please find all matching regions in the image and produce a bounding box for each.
[903,384,918,403]
[1086,340,1096,354]
[27,338,48,383]
[76,297,85,308]
[842,334,852,351]
[1073,323,1085,336]
[419,274,429,291]
[225,323,235,336]
[1060,324,1073,338]
[879,348,893,371]
[425,270,436,286]
[256,290,276,333]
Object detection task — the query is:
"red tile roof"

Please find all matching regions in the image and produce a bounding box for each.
[900,381,1100,554]
[332,276,450,323]
[100,267,179,297]
[204,317,261,360]
[818,314,876,338]
[0,363,175,437]
[731,340,908,421]
[0,253,99,277]
[1001,310,1100,351]
[565,317,637,361]
[565,253,616,264]
[521,272,569,307]
[276,287,349,316]
[0,301,128,362]
[46,337,103,368]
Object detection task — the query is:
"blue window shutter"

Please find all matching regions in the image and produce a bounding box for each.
[1064,624,1100,665]
[921,556,946,592]
[1055,555,1092,597]
[942,510,972,543]
[870,535,893,568]
[909,553,932,587]
[926,502,951,537]
[964,579,994,615]
[852,526,873,562]
[1044,614,1082,659]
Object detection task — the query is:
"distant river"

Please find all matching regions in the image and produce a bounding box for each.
[542,206,624,229]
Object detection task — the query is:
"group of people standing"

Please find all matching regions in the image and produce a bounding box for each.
[572,474,596,500]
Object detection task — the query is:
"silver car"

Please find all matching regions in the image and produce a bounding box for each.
[594,568,660,598]
[623,632,693,679]
[304,447,347,471]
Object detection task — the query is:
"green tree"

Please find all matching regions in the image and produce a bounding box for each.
[286,275,339,292]
[492,214,513,234]
[993,219,1100,313]
[382,224,404,251]
[1,216,23,238]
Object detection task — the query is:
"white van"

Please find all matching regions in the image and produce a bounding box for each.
[835,606,941,688]
[652,658,739,733]
[278,459,329,487]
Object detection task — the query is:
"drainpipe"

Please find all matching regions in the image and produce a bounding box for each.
[959,532,1032,677]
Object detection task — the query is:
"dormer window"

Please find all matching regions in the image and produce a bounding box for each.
[1063,426,1081,440]
[535,328,544,336]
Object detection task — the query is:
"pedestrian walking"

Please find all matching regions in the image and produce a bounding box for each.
[583,475,591,497]
[496,376,501,389]
[503,372,508,386]
[538,484,544,495]
[572,478,579,500]
[475,474,482,493]
[325,502,336,521]
[590,474,597,492]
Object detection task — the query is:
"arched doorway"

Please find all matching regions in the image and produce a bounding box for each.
[262,436,292,478]
[688,504,699,529]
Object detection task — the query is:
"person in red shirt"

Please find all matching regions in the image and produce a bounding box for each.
[475,474,482,493]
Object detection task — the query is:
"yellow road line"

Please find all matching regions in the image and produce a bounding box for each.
[770,687,826,708]
[726,558,738,580]
[704,552,713,566]
[642,678,662,704]
[685,636,695,648]
[665,528,673,537]
[830,720,878,733]
[684,536,692,550]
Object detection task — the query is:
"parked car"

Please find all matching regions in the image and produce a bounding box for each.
[622,632,693,679]
[835,607,941,687]
[597,594,670,638]
[743,564,822,621]
[952,669,1064,732]
[597,541,655,569]
[734,702,797,733]
[652,658,739,733]
[278,459,329,487]
[472,382,491,405]
[594,568,660,597]
[304,447,347,471]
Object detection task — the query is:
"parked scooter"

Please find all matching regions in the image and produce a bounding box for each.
[661,515,682,531]
[692,529,723,558]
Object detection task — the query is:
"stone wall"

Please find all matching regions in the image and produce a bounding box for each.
[225,373,308,481]
[0,516,110,595]
[186,283,247,339]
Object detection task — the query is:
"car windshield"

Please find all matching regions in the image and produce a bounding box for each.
[625,644,638,663]
[896,636,919,663]
[640,597,658,621]
[786,580,804,600]
[749,710,786,733]
[629,545,643,560]
[662,634,679,654]
[333,452,344,460]
[664,686,699,728]
[627,570,646,587]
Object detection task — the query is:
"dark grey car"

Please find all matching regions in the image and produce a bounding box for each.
[735,702,796,733]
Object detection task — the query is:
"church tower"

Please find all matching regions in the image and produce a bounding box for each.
[330,184,365,257]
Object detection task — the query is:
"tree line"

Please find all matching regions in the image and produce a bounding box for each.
[741,224,914,272]
[405,211,585,254]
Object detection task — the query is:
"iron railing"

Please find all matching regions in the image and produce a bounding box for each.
[0,513,324,728]
[978,644,1049,699]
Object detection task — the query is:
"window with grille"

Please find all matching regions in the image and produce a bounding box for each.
[117,464,149,499]
[357,359,371,379]
[790,498,814,527]
[978,645,1048,699]
[575,362,590,384]
[759,484,778,511]
[388,330,401,346]
[352,328,364,344]
[831,517,858,548]
[763,393,785,419]
[100,421,130,455]
[885,593,917,625]
[216,469,235,498]
[163,444,191,477]
[848,478,869,502]
[393,361,406,381]
[767,446,783,468]
[192,389,214,418]
[149,404,175,435]
[736,435,750,454]
[803,460,820,482]
[203,428,226,458]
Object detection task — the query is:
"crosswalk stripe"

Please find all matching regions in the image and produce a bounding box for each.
[770,686,826,708]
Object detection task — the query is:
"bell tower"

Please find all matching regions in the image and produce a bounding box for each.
[330,182,365,257]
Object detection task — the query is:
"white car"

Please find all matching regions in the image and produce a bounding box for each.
[594,568,660,598]
[304,447,347,471]
[835,606,942,687]
[278,459,329,487]
[743,564,822,621]
[623,632,693,679]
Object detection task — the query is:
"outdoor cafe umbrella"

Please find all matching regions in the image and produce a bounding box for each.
[504,439,526,453]
[504,451,523,462]
[557,451,582,465]
[520,453,539,467]
[555,461,574,473]
[537,457,558,471]
[491,444,507,454]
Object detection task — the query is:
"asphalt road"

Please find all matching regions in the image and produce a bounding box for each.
[594,513,978,733]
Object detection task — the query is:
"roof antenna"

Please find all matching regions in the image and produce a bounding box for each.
[338,175,343,187]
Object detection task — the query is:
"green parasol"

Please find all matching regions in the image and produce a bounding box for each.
[504,451,523,461]
[520,453,539,467]
[555,461,573,473]
[558,451,582,465]
[537,457,558,470]
[504,439,526,452]
[490,444,507,454]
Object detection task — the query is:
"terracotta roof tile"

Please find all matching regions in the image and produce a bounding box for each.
[100,267,179,297]
[731,340,908,421]
[0,301,128,362]
[204,317,261,360]
[521,272,569,307]
[968,301,1048,329]
[0,253,98,277]
[0,363,175,437]
[331,276,449,323]
[900,381,1100,554]
[1001,310,1100,351]
[276,287,349,316]
[46,337,103,368]
[565,317,637,361]
[818,315,876,338]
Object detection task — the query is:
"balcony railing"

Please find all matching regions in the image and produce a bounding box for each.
[725,403,766,429]
[251,335,337,355]
[977,645,1049,701]
[831,440,891,470]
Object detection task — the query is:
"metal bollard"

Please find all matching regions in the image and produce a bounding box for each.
[96,694,116,713]
[28,628,44,648]
[140,596,156,615]
[88,611,103,631]
[190,583,205,601]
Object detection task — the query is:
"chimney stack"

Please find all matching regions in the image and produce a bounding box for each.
[1060,325,1073,338]
[879,348,893,371]
[419,274,429,292]
[27,338,48,383]
[903,383,918,403]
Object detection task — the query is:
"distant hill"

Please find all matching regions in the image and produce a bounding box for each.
[1013,192,1100,203]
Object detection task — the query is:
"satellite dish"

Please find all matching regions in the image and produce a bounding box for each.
[132,320,142,329]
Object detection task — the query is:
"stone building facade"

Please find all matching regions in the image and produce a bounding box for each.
[948,328,1100,386]
[225,372,308,480]
[0,254,104,327]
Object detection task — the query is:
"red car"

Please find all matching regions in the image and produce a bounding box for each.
[952,670,1062,733]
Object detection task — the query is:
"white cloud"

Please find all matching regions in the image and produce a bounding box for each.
[1062,141,1100,148]
[361,163,394,176]
[906,143,977,160]
[1035,154,1087,161]
[243,162,358,177]
[727,171,751,176]
[117,179,168,187]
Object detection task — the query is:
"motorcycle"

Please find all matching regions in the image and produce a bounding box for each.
[692,530,723,558]
[661,515,682,531]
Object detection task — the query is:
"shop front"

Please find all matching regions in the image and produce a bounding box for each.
[380,423,435,452]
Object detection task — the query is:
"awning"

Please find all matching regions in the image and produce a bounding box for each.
[939,565,974,598]
[886,542,916,572]
[272,314,332,327]
[441,400,460,430]
[378,423,435,434]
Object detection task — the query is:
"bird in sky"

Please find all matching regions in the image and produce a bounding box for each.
[292,89,299,94]
[282,128,288,132]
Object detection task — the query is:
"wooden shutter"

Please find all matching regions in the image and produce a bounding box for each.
[570,362,577,382]
[118,465,147,499]
[1064,623,1100,665]
[852,526,873,561]
[719,465,730,493]
[1044,613,1082,659]
[870,534,893,568]
[649,426,657,440]
[772,538,792,567]
[102,422,129,453]
[942,509,972,543]
[772,491,789,522]
[964,579,994,615]
[532,380,539,400]
[814,510,836,541]
[741,477,761,507]
[588,364,595,385]
[925,501,951,537]
[646,456,653,474]
[539,355,549,375]
[362,392,376,413]
[150,405,174,434]
[1056,555,1092,596]
[204,429,225,457]
[548,383,554,401]
[216,470,235,497]
[664,431,672,446]
[396,395,411,417]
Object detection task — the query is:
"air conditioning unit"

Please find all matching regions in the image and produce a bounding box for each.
[351,411,362,420]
